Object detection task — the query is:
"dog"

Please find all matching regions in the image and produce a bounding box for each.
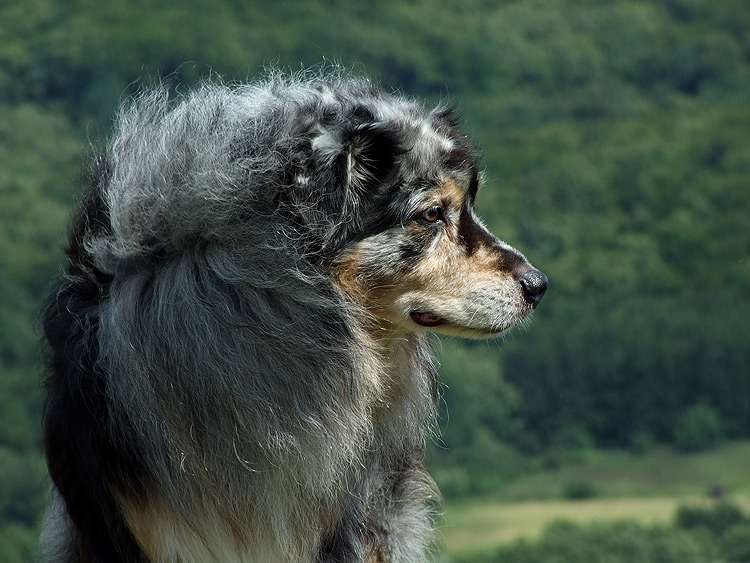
[40,70,547,562]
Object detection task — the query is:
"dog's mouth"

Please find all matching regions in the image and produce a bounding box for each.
[407,307,523,336]
[409,310,445,327]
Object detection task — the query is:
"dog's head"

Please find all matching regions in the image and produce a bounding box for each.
[284,85,550,338]
[91,76,545,339]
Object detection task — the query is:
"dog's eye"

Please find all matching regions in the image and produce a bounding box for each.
[419,206,444,224]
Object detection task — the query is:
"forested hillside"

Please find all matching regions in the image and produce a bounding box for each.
[1,0,749,558]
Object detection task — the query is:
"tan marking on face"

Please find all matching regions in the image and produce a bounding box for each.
[438,177,465,209]
[332,178,530,338]
[385,222,517,325]
[331,246,366,301]
[406,177,511,287]
[412,178,464,220]
[331,246,402,342]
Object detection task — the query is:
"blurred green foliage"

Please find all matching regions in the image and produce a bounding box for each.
[1,0,749,557]
[676,502,747,536]
[673,403,725,452]
[457,502,750,563]
[460,519,715,563]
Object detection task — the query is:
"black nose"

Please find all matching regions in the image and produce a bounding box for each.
[519,268,548,308]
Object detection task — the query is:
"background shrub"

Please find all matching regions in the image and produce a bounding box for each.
[720,523,750,562]
[675,502,747,536]
[673,404,725,452]
[478,519,714,563]
[561,481,598,500]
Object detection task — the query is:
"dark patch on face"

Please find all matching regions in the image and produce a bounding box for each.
[457,205,529,274]
[343,202,402,246]
[398,241,423,268]
[457,206,491,256]
[332,170,415,246]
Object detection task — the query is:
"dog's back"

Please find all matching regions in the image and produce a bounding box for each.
[41,72,545,562]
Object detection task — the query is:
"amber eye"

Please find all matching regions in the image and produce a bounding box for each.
[420,206,443,224]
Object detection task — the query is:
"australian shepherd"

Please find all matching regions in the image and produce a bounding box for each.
[41,70,546,562]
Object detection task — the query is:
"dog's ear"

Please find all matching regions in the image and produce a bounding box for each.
[279,120,404,254]
[346,121,405,192]
[307,120,404,202]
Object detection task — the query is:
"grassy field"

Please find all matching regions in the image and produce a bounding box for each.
[496,441,750,501]
[439,494,750,557]
[437,441,750,558]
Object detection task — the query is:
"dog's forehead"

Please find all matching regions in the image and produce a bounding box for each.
[358,94,480,206]
[370,97,465,154]
[413,118,456,155]
[403,114,480,201]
